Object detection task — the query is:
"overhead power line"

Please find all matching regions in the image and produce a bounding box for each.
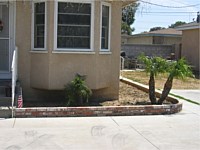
[139,0,200,8]
[140,12,197,13]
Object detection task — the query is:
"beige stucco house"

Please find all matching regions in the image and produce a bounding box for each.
[122,28,182,45]
[176,22,200,74]
[0,0,137,103]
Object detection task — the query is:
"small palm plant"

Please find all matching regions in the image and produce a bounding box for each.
[158,58,193,104]
[139,54,194,105]
[64,74,92,106]
[138,54,168,104]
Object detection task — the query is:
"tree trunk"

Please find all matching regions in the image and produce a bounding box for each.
[158,77,173,104]
[149,72,157,104]
[78,97,83,105]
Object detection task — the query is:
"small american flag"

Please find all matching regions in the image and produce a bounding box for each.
[18,95,23,108]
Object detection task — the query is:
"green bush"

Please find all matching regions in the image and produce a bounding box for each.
[64,74,92,106]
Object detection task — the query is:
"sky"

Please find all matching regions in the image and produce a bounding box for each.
[132,0,200,34]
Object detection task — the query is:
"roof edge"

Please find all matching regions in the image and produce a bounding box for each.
[129,33,182,38]
[176,23,200,31]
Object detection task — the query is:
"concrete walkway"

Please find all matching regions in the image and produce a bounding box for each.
[171,89,200,103]
[0,99,200,150]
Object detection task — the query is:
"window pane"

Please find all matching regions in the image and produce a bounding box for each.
[101,5,110,49]
[57,2,91,49]
[58,14,90,25]
[36,25,45,36]
[35,3,45,13]
[58,26,90,36]
[35,37,44,48]
[34,2,45,49]
[36,14,45,24]
[57,37,90,49]
[58,3,91,14]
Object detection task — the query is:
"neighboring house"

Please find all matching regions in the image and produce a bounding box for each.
[176,22,200,74]
[121,28,181,61]
[122,28,182,45]
[0,0,136,103]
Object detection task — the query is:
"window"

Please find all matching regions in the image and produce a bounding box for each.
[101,3,111,51]
[55,1,94,51]
[32,1,46,50]
[153,36,164,44]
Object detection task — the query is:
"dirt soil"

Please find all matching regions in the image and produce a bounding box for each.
[24,82,161,107]
[100,82,151,106]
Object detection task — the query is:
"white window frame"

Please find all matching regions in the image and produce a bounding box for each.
[54,0,94,52]
[100,2,111,52]
[31,0,47,51]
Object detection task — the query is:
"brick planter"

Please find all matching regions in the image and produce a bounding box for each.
[15,102,182,118]
[14,77,182,118]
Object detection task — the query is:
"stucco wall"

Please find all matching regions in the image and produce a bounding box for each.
[163,37,181,45]
[182,29,200,72]
[127,36,152,44]
[16,1,121,101]
[125,36,181,45]
[121,44,175,59]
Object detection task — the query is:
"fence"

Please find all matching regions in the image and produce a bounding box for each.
[121,44,175,59]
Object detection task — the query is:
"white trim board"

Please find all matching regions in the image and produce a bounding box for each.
[31,0,47,51]
[100,2,111,52]
[54,0,94,52]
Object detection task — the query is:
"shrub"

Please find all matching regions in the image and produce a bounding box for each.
[64,74,92,106]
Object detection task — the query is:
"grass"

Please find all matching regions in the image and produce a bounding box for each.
[169,93,200,105]
[121,70,200,89]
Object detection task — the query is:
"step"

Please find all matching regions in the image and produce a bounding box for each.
[0,107,12,118]
[0,79,11,86]
[0,86,12,97]
[0,86,6,97]
[0,97,12,107]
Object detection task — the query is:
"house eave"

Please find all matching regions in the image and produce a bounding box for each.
[122,0,138,6]
[128,33,182,38]
[106,0,138,6]
[176,23,200,31]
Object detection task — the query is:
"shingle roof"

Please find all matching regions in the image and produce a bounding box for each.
[147,28,182,35]
[128,28,182,38]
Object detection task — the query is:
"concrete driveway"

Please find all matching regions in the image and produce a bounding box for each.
[0,99,200,150]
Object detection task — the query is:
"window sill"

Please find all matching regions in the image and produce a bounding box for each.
[30,51,48,53]
[99,51,112,55]
[52,51,95,54]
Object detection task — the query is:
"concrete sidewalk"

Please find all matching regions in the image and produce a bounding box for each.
[0,100,200,150]
[170,90,200,103]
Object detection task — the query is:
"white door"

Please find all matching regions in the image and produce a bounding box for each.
[0,2,15,79]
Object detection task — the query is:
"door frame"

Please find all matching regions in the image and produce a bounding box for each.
[0,1,16,79]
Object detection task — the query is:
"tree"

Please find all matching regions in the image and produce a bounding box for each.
[138,54,168,104]
[158,58,193,104]
[121,3,139,35]
[169,21,186,28]
[139,55,193,105]
[149,27,165,32]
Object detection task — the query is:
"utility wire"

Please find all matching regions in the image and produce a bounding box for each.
[140,12,197,13]
[137,14,193,16]
[169,0,199,8]
[139,0,200,8]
